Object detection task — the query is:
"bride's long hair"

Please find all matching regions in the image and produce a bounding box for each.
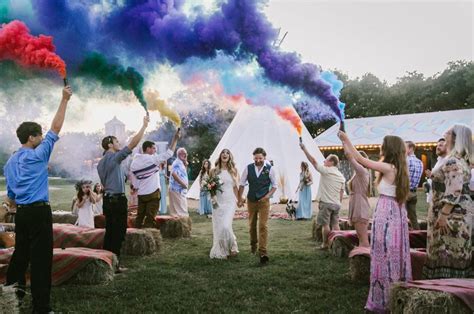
[211,148,239,185]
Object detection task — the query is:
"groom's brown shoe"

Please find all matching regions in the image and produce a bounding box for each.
[260,255,269,265]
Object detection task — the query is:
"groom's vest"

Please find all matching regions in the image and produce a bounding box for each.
[246,164,272,202]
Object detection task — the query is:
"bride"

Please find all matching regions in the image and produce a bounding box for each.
[209,149,240,259]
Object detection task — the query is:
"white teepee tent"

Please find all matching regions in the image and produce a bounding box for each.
[187,105,325,202]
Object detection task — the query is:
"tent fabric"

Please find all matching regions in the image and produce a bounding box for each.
[315,109,474,147]
[187,105,325,202]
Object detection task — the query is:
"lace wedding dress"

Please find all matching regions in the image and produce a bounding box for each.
[210,170,239,259]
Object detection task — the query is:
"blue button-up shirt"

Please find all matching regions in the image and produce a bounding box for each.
[4,130,59,205]
[407,154,423,190]
[169,159,188,195]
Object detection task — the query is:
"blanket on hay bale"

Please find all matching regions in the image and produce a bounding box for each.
[390,279,474,313]
[53,224,161,255]
[328,230,428,258]
[51,211,78,224]
[348,248,460,283]
[0,247,117,286]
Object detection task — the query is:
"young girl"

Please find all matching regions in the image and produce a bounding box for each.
[73,180,97,228]
[338,132,411,313]
[93,183,104,215]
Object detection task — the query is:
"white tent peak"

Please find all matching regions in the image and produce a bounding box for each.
[187,105,325,201]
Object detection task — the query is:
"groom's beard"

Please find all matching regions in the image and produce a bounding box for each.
[254,161,264,167]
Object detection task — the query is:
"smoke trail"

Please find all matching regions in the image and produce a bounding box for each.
[0,20,66,78]
[145,90,181,127]
[320,71,346,119]
[275,107,303,135]
[0,2,9,23]
[78,52,147,111]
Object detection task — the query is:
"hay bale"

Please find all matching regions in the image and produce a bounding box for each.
[144,228,162,251]
[160,216,192,238]
[312,219,322,242]
[52,211,77,224]
[0,223,15,232]
[390,283,471,314]
[67,256,118,285]
[0,284,19,313]
[330,237,354,258]
[349,255,370,283]
[121,229,158,256]
[0,232,15,248]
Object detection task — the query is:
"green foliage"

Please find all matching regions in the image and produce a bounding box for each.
[302,60,474,136]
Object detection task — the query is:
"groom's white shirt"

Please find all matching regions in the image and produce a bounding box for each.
[239,163,278,187]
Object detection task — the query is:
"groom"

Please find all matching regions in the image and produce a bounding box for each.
[238,147,277,265]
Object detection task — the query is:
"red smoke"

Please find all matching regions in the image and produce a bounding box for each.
[0,20,66,78]
[276,107,303,135]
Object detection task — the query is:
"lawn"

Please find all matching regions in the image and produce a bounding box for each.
[2,178,429,313]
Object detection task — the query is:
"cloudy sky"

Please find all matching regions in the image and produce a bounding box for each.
[264,0,473,84]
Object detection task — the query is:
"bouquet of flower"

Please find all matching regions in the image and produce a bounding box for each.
[202,175,223,207]
[202,175,223,196]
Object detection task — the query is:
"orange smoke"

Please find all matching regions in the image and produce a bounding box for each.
[275,107,303,136]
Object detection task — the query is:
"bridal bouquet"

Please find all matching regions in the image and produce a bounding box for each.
[202,175,223,207]
[202,175,223,196]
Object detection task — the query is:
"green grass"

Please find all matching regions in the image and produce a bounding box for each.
[3,178,430,313]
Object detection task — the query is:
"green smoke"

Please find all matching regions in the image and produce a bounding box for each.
[78,53,147,111]
[0,1,9,23]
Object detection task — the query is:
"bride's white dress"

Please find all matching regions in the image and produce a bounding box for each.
[210,170,239,259]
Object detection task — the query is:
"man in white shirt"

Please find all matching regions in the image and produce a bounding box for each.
[300,143,345,249]
[130,130,180,228]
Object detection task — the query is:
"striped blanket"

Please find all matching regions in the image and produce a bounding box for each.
[0,247,115,286]
[53,224,104,249]
[328,230,428,251]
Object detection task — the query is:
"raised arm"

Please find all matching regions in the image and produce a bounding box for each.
[127,116,150,150]
[50,86,73,135]
[338,131,393,174]
[299,143,318,168]
[168,129,181,152]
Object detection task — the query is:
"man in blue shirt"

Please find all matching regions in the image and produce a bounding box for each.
[4,86,73,313]
[97,116,149,272]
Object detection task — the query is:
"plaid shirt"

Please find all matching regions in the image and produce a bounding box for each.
[407,154,423,190]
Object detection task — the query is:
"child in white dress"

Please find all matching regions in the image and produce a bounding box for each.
[72,180,97,228]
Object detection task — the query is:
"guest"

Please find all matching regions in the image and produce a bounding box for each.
[295,161,313,220]
[405,141,423,230]
[424,138,448,210]
[72,180,96,228]
[338,132,411,313]
[4,85,72,313]
[423,124,473,279]
[93,183,104,215]
[345,151,371,248]
[97,115,149,272]
[130,131,179,228]
[300,145,345,249]
[169,148,189,217]
[159,162,168,215]
[199,159,213,217]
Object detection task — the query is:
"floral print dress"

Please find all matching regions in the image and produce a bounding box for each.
[423,156,473,279]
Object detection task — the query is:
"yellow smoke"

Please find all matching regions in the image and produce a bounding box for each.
[145,90,181,127]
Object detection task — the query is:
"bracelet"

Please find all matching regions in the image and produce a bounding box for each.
[441,212,450,216]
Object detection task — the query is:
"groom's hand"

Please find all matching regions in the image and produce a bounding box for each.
[258,195,270,202]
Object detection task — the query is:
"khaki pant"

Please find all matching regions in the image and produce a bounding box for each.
[136,189,160,228]
[248,199,270,256]
[406,191,419,230]
[169,190,189,217]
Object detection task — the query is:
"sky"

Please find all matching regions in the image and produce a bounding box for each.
[264,0,473,84]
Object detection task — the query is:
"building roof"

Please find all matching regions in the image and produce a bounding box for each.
[315,109,473,149]
[105,116,125,127]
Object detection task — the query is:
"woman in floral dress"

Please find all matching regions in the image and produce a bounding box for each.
[423,124,473,279]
